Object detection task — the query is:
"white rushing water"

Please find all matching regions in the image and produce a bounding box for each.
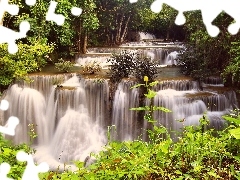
[2,42,238,171]
[2,74,238,170]
[3,75,108,171]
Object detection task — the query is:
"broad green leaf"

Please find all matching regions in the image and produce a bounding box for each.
[229,128,240,139]
[222,115,240,125]
[145,89,157,99]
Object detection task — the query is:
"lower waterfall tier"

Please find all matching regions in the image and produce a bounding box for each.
[2,74,238,170]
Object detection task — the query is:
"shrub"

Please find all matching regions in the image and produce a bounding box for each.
[107,50,157,83]
[0,40,54,86]
[55,58,74,73]
[177,43,214,81]
[0,133,35,179]
[134,56,157,83]
[221,41,240,88]
[81,61,101,74]
[107,50,136,83]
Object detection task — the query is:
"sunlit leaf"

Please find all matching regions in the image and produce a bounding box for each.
[229,128,240,139]
[144,89,157,99]
[130,84,145,89]
[222,115,240,125]
[153,106,172,112]
[149,81,158,87]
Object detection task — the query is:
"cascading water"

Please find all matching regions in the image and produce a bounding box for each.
[4,84,48,145]
[111,80,139,141]
[164,51,179,65]
[77,40,181,68]
[3,72,238,170]
[2,40,238,171]
[150,79,237,135]
[138,32,156,40]
[3,74,108,171]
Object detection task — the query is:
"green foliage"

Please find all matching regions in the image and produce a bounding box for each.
[81,61,101,74]
[41,116,240,179]
[107,50,136,83]
[221,41,240,88]
[107,51,158,83]
[177,43,215,80]
[130,77,171,143]
[134,56,157,83]
[223,110,240,139]
[0,40,54,86]
[51,76,65,86]
[0,130,36,179]
[177,11,238,81]
[135,3,182,39]
[6,0,99,57]
[55,59,74,73]
[33,83,240,179]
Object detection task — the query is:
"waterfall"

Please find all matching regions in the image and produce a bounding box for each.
[19,74,73,99]
[2,71,238,170]
[164,51,179,65]
[140,48,169,64]
[111,80,139,141]
[4,84,48,145]
[50,108,106,163]
[139,32,156,40]
[3,74,108,170]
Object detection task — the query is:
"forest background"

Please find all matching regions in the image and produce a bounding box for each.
[0,0,240,91]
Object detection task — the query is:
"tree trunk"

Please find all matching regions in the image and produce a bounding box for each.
[120,16,130,43]
[82,32,87,54]
[115,14,124,45]
[79,31,87,54]
[78,22,82,53]
[166,23,172,40]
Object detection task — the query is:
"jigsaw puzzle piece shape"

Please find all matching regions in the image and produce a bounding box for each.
[46,1,65,26]
[17,151,49,180]
[150,0,223,37]
[0,162,13,180]
[0,21,30,54]
[223,0,240,35]
[0,0,19,20]
[0,116,19,136]
[201,7,220,37]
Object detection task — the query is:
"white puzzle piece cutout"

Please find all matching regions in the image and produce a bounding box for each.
[0,0,35,54]
[0,116,19,136]
[0,21,30,54]
[16,151,49,180]
[25,0,37,6]
[131,0,240,37]
[0,163,13,180]
[0,100,19,136]
[0,100,9,111]
[46,1,65,25]
[71,7,82,16]
[46,1,82,25]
